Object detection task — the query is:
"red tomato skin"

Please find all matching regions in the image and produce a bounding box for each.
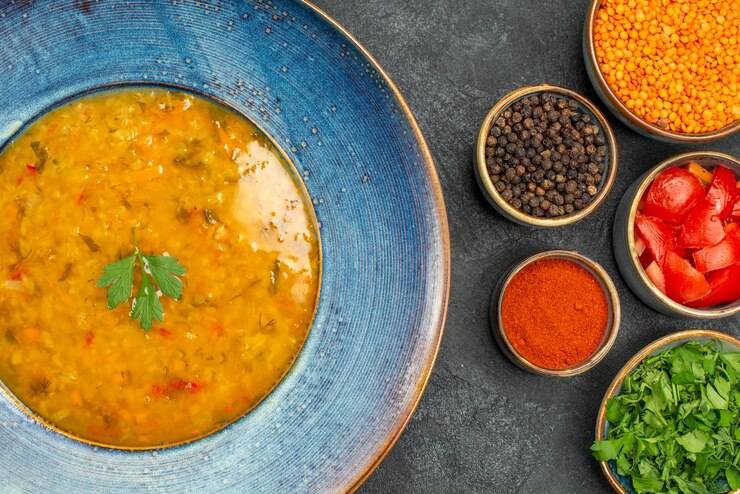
[705,166,738,219]
[685,263,740,308]
[662,250,712,304]
[692,232,740,273]
[733,181,740,220]
[643,166,705,224]
[635,213,682,267]
[678,199,726,249]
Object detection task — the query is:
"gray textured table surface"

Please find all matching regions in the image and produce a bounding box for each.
[311,1,740,492]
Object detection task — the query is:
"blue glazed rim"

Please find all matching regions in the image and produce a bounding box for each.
[595,330,740,494]
[0,1,450,492]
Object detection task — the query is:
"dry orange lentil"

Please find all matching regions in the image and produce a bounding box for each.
[594,0,739,134]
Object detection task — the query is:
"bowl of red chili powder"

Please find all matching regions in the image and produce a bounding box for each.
[492,249,621,376]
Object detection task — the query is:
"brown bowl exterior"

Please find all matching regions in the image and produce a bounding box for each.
[612,151,740,319]
[583,0,740,143]
[490,249,621,377]
[595,330,740,493]
[475,84,618,227]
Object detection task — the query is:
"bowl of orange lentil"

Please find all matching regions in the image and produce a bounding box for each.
[583,0,740,142]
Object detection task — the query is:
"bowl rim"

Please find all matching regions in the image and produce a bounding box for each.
[303,3,451,491]
[584,0,740,143]
[493,249,621,377]
[475,83,618,227]
[595,329,740,494]
[625,150,740,319]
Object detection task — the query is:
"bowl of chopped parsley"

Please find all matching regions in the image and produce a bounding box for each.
[592,329,740,494]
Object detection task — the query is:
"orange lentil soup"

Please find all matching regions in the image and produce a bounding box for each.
[0,88,320,448]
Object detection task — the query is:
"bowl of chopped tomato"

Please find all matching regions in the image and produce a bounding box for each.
[614,151,740,319]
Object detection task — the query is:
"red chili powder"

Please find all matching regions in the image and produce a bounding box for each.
[501,258,609,370]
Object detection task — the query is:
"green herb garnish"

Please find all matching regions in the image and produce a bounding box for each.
[97,229,186,331]
[591,340,740,494]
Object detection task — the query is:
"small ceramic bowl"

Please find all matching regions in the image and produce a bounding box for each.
[475,84,618,227]
[613,151,740,319]
[583,0,740,143]
[490,249,621,377]
[596,329,740,494]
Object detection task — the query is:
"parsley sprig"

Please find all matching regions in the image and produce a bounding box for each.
[97,229,186,331]
[591,340,740,494]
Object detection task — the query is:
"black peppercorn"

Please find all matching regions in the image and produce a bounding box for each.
[484,92,607,218]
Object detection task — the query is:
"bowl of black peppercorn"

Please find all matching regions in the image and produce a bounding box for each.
[475,84,618,227]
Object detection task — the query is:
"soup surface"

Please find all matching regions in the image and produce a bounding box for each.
[0,88,320,447]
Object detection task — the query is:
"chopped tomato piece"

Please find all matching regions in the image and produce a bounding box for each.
[150,379,203,398]
[643,166,705,224]
[639,249,654,270]
[635,213,682,267]
[686,263,740,308]
[686,161,713,187]
[678,199,725,249]
[644,261,666,294]
[705,166,737,219]
[634,231,647,257]
[692,232,740,273]
[25,164,38,175]
[9,269,26,281]
[213,322,225,337]
[733,181,740,220]
[662,251,711,304]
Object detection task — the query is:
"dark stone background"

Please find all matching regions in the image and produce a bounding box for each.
[312,0,740,492]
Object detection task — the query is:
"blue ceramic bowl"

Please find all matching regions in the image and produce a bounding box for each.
[595,330,740,494]
[0,1,450,492]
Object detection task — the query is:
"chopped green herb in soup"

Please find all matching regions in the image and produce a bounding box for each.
[0,88,320,447]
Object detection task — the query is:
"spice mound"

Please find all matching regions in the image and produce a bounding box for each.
[501,258,609,370]
[484,93,607,219]
[593,0,739,134]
